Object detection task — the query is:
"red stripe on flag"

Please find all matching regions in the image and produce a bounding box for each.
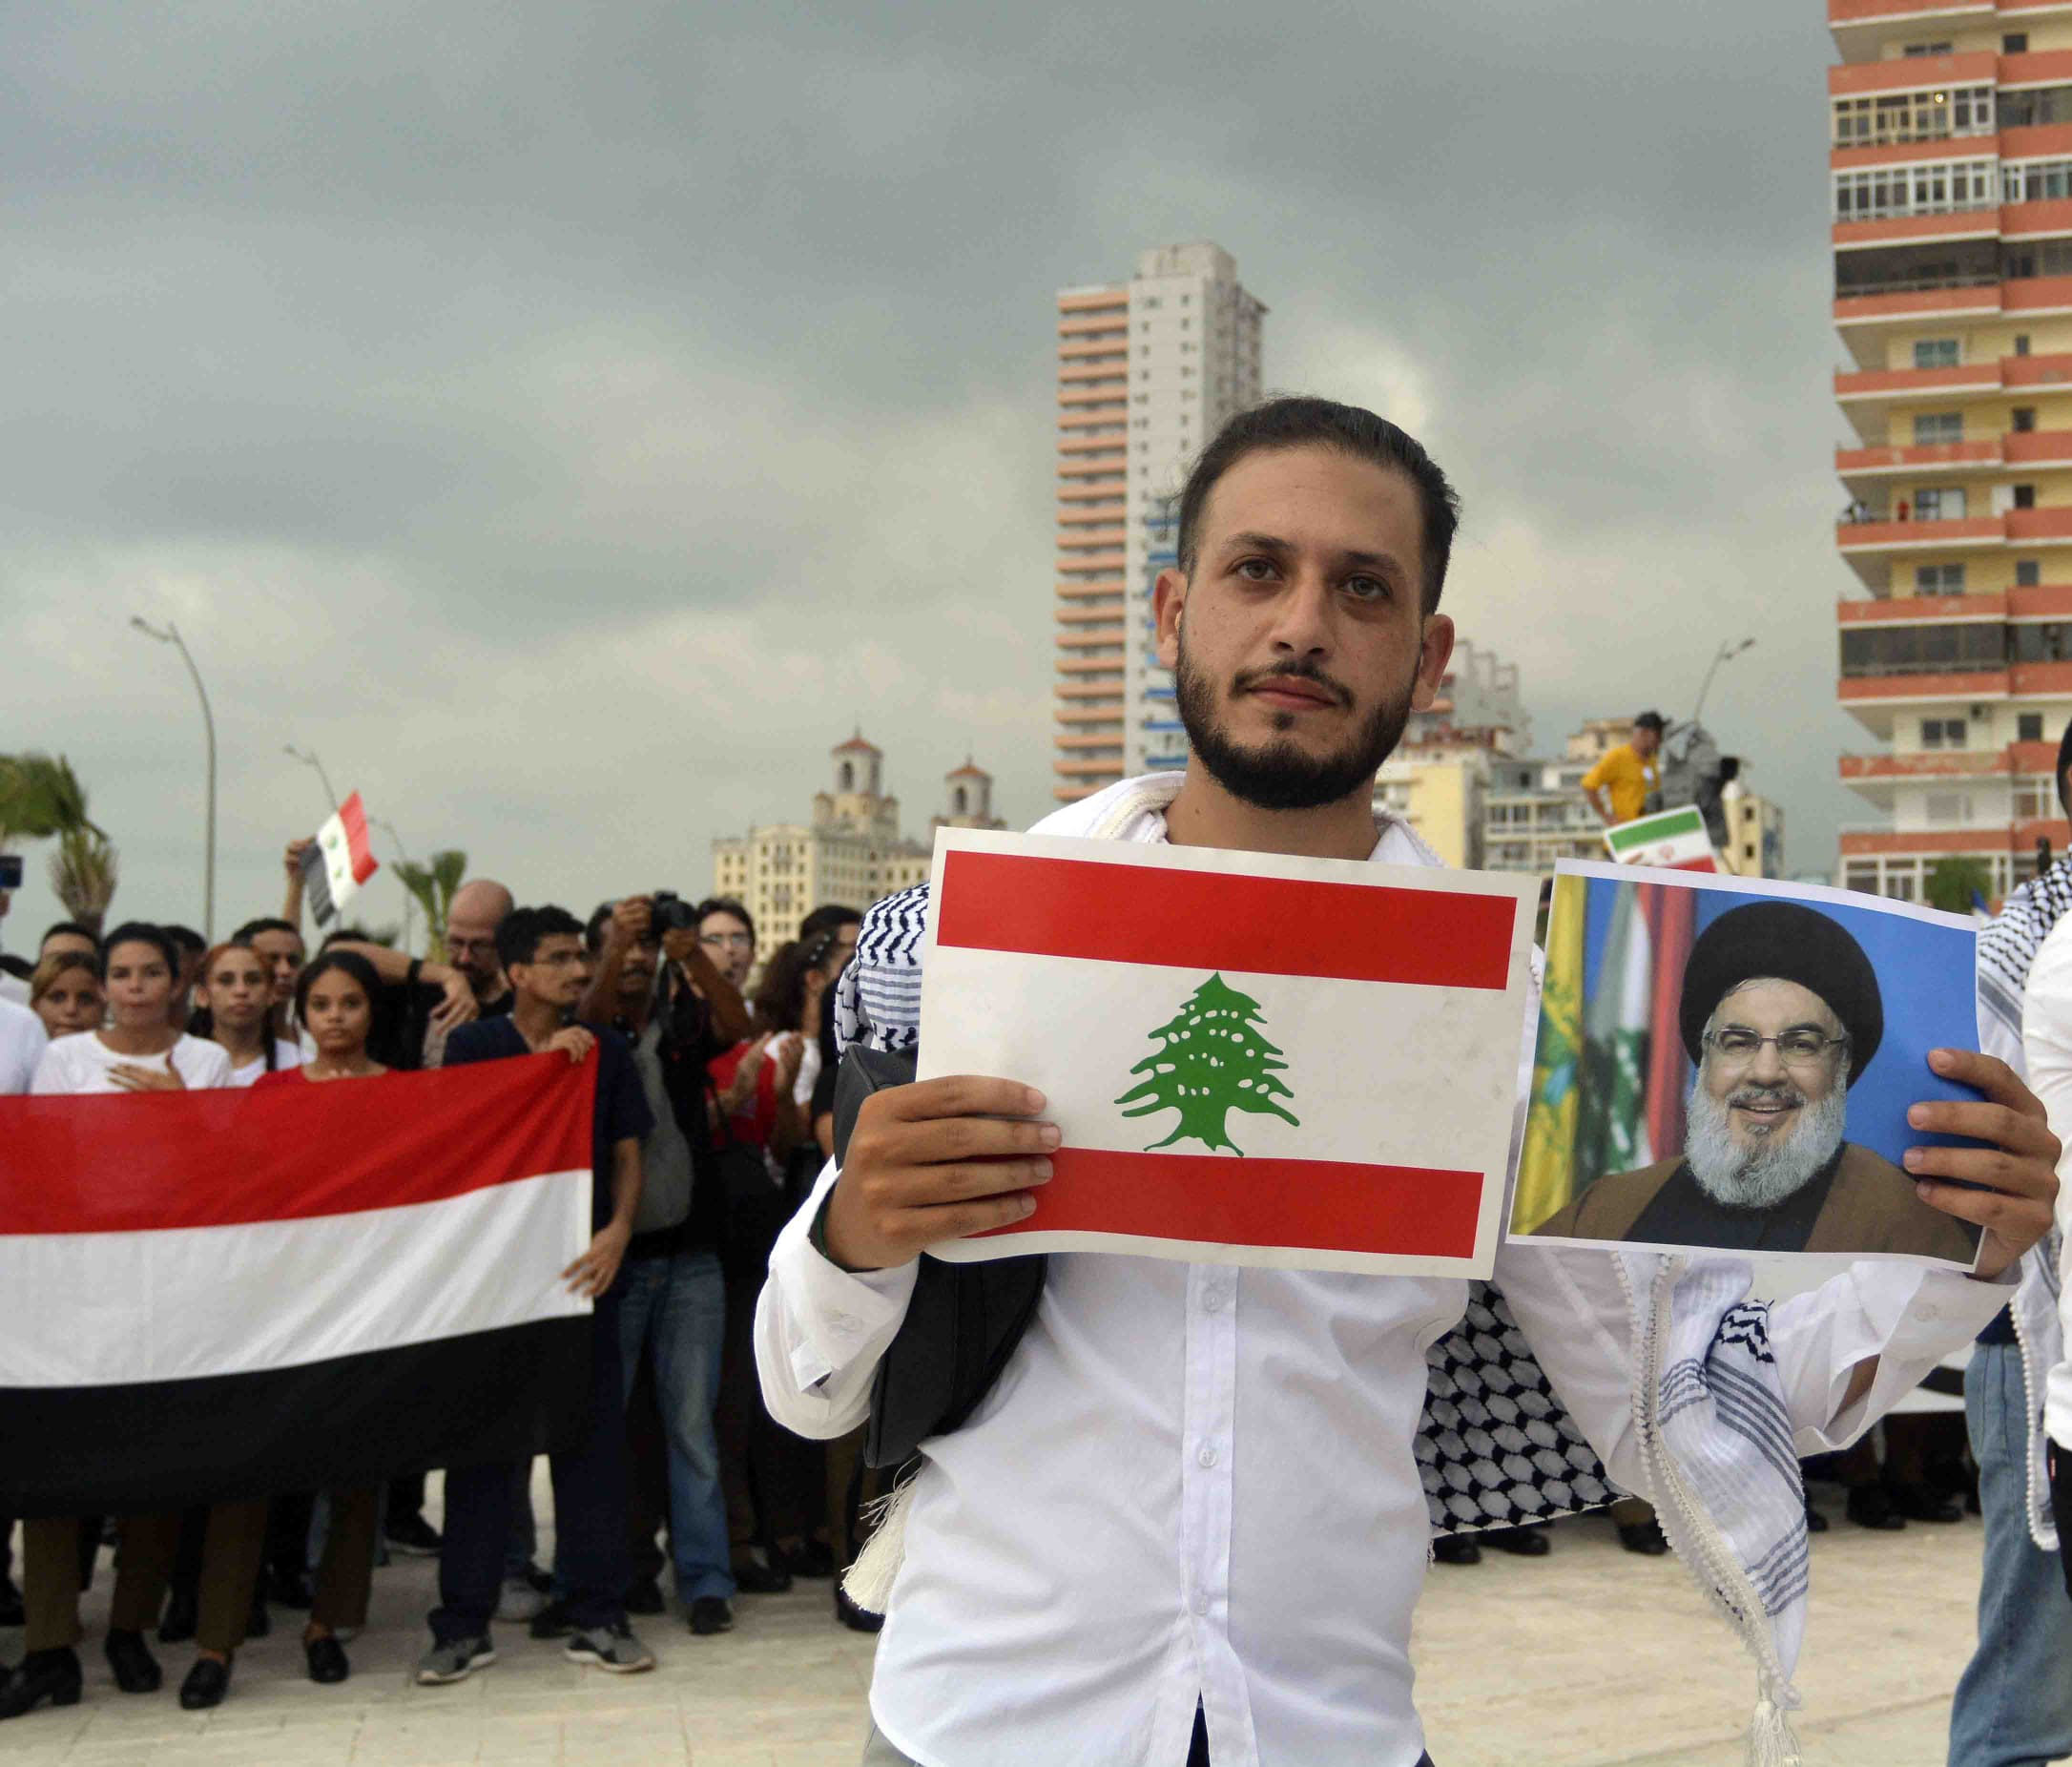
[976,1145,1483,1258]
[0,1055,594,1237]
[339,791,379,885]
[937,851,1517,989]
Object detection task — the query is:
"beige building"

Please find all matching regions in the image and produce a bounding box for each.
[1374,741,1492,868]
[1717,778,1787,879]
[712,736,1005,937]
[1054,243,1267,802]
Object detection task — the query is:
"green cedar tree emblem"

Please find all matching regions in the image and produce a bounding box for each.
[1114,972,1299,1155]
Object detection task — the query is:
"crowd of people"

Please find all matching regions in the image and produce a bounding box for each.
[0,846,878,1718]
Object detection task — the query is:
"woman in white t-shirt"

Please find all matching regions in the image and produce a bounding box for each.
[3,925,233,1723]
[191,942,301,1088]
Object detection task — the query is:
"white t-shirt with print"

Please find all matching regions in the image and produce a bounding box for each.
[225,1040,305,1090]
[31,1031,235,1095]
[0,997,48,1094]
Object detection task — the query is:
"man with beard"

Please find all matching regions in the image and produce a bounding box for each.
[1533,900,1979,1262]
[754,398,2055,1767]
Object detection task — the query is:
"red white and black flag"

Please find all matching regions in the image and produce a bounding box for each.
[0,1058,594,1516]
[300,790,380,926]
[918,830,1539,1277]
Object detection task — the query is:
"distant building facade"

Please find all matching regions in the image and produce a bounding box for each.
[712,735,1005,935]
[1718,777,1787,879]
[1375,643,1530,867]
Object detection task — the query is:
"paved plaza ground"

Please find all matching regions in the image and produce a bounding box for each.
[5,1495,1984,1766]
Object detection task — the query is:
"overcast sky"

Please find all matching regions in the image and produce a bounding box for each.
[1,0,1846,947]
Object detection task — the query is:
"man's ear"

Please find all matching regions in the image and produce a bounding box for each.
[1152,567,1187,671]
[1408,613,1456,712]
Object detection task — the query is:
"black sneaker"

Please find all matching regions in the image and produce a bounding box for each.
[177,1656,231,1711]
[415,1635,495,1686]
[528,1599,576,1641]
[566,1621,655,1672]
[1617,1519,1669,1557]
[1430,1535,1481,1566]
[383,1513,444,1558]
[104,1629,162,1694]
[688,1596,734,1636]
[1484,1525,1551,1557]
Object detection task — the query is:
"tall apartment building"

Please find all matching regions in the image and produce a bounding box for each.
[1829,1,2072,901]
[1053,243,1266,801]
[1373,642,1533,866]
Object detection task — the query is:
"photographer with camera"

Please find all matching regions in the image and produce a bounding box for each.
[576,894,752,1635]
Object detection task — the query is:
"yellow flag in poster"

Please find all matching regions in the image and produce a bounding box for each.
[1512,875,1584,1233]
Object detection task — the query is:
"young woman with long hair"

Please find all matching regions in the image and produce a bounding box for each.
[167,950,391,1710]
[28,950,103,1042]
[192,943,301,1086]
[3,926,235,1722]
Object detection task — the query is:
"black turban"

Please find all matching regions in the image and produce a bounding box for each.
[1678,901,1883,1079]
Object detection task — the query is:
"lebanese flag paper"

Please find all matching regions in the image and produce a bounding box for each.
[917,829,1539,1277]
[1604,805,1717,873]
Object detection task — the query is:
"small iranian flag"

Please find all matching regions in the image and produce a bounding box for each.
[301,791,380,926]
[917,830,1538,1277]
[1604,804,1716,873]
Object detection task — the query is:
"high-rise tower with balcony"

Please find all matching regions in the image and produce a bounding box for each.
[1830,1,2072,899]
[1053,243,1266,801]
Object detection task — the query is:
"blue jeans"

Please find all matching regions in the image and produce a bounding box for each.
[1948,1341,2072,1767]
[430,1295,632,1642]
[619,1250,733,1602]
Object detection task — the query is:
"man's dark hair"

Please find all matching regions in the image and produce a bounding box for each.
[2055,716,2072,824]
[39,920,97,952]
[101,921,180,975]
[0,954,31,983]
[232,916,300,944]
[161,924,205,960]
[1634,710,1666,733]
[694,896,756,947]
[585,901,616,953]
[496,904,585,972]
[1175,396,1461,613]
[798,903,861,941]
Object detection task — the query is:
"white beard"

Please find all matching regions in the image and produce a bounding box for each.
[1683,1074,1849,1212]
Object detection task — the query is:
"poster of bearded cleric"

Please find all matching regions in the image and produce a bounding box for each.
[1510,861,1983,1270]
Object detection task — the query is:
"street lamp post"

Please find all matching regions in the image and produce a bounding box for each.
[1691,637,1756,728]
[131,617,217,938]
[284,744,341,813]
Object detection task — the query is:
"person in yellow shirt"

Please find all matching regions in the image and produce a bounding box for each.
[1582,710,1665,826]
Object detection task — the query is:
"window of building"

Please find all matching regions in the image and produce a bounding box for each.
[2016,484,2038,509]
[2018,780,2055,818]
[1914,338,1960,368]
[1834,156,1996,220]
[1844,863,1880,896]
[2021,712,2046,741]
[2019,558,2042,586]
[2003,240,2072,280]
[2003,159,2072,205]
[1917,562,1966,592]
[1914,411,1963,444]
[2001,87,2072,128]
[1922,717,1969,748]
[2008,32,2030,52]
[2017,334,2033,357]
[1915,486,1967,519]
[1833,84,1993,146]
[2016,621,2072,660]
[1903,41,1954,55]
[2013,406,2038,433]
[1842,623,2005,676]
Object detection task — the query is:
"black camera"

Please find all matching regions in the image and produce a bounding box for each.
[651,889,695,932]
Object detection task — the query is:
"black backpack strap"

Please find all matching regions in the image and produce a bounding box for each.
[821,1044,1048,1469]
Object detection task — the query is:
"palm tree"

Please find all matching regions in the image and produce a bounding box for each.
[394,850,468,955]
[1,754,114,928]
[49,827,118,933]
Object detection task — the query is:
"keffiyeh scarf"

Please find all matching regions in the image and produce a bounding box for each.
[838,774,1812,1762]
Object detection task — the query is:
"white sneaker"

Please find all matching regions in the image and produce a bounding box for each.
[494,1577,549,1623]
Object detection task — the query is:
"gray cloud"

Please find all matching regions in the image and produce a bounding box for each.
[1,0,1853,946]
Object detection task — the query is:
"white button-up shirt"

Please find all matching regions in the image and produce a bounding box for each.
[756,806,2006,1767]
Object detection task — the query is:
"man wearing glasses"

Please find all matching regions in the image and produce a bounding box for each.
[1534,900,1980,1260]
